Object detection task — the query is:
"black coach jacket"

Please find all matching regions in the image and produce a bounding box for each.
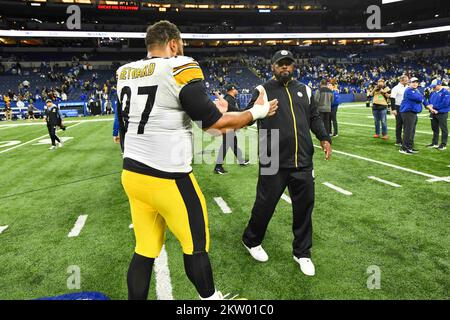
[224,93,240,112]
[247,79,330,170]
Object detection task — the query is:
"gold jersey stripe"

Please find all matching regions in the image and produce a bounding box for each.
[172,64,202,76]
[173,62,199,72]
[174,67,204,85]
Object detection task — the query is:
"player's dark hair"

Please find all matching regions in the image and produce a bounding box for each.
[145,20,181,49]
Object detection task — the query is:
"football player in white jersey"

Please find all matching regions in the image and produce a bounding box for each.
[117,20,278,300]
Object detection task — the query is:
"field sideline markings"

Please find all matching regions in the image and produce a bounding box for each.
[0,118,114,128]
[322,182,353,195]
[337,104,366,109]
[338,122,432,135]
[67,214,88,238]
[426,176,450,183]
[368,176,401,187]
[0,125,18,130]
[213,197,232,214]
[281,193,292,204]
[0,122,82,154]
[0,225,9,234]
[154,245,174,300]
[245,127,447,182]
[312,145,448,183]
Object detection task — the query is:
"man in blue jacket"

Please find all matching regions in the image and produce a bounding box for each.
[329,82,340,137]
[425,80,449,151]
[112,106,123,152]
[399,77,424,155]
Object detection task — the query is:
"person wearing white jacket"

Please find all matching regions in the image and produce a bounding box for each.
[390,75,409,146]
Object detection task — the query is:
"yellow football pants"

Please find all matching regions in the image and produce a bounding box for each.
[121,169,209,258]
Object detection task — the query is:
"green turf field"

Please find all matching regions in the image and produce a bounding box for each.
[0,104,449,300]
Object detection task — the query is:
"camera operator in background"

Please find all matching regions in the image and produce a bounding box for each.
[368,78,390,140]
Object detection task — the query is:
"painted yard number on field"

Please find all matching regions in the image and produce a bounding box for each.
[67,265,81,290]
[367,265,381,290]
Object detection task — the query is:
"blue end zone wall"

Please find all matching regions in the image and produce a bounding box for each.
[0,99,118,118]
[2,92,355,118]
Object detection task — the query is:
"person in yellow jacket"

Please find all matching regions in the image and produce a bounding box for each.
[368,78,391,140]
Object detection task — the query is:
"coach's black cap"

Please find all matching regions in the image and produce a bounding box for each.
[271,50,295,65]
[45,99,52,103]
[225,84,238,92]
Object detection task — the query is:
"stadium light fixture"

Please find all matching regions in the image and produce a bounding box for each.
[1,26,449,39]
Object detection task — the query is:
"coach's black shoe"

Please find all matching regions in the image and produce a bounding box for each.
[399,148,413,155]
[437,144,447,151]
[411,149,419,154]
[239,160,250,166]
[214,167,228,175]
[426,143,438,148]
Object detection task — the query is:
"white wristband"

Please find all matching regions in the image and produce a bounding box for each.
[249,85,270,120]
[249,102,270,120]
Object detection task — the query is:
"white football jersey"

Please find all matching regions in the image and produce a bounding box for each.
[116,56,205,173]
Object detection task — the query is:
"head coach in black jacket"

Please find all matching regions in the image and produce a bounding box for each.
[242,50,332,276]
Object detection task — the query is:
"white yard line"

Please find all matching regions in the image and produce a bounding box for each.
[213,197,232,214]
[0,122,82,154]
[67,214,88,238]
[281,193,292,204]
[337,104,366,109]
[322,182,353,195]
[426,176,450,183]
[338,122,432,135]
[313,145,443,181]
[247,126,447,182]
[368,176,401,187]
[0,118,114,128]
[339,112,375,116]
[0,225,9,234]
[154,245,174,300]
[0,125,18,130]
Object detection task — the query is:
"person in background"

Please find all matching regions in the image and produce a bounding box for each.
[314,79,334,136]
[329,82,340,137]
[27,99,36,120]
[368,78,390,140]
[390,75,409,146]
[4,101,12,121]
[16,98,25,119]
[399,77,424,155]
[112,108,122,151]
[214,84,249,174]
[425,80,449,151]
[44,99,64,150]
[104,98,113,115]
